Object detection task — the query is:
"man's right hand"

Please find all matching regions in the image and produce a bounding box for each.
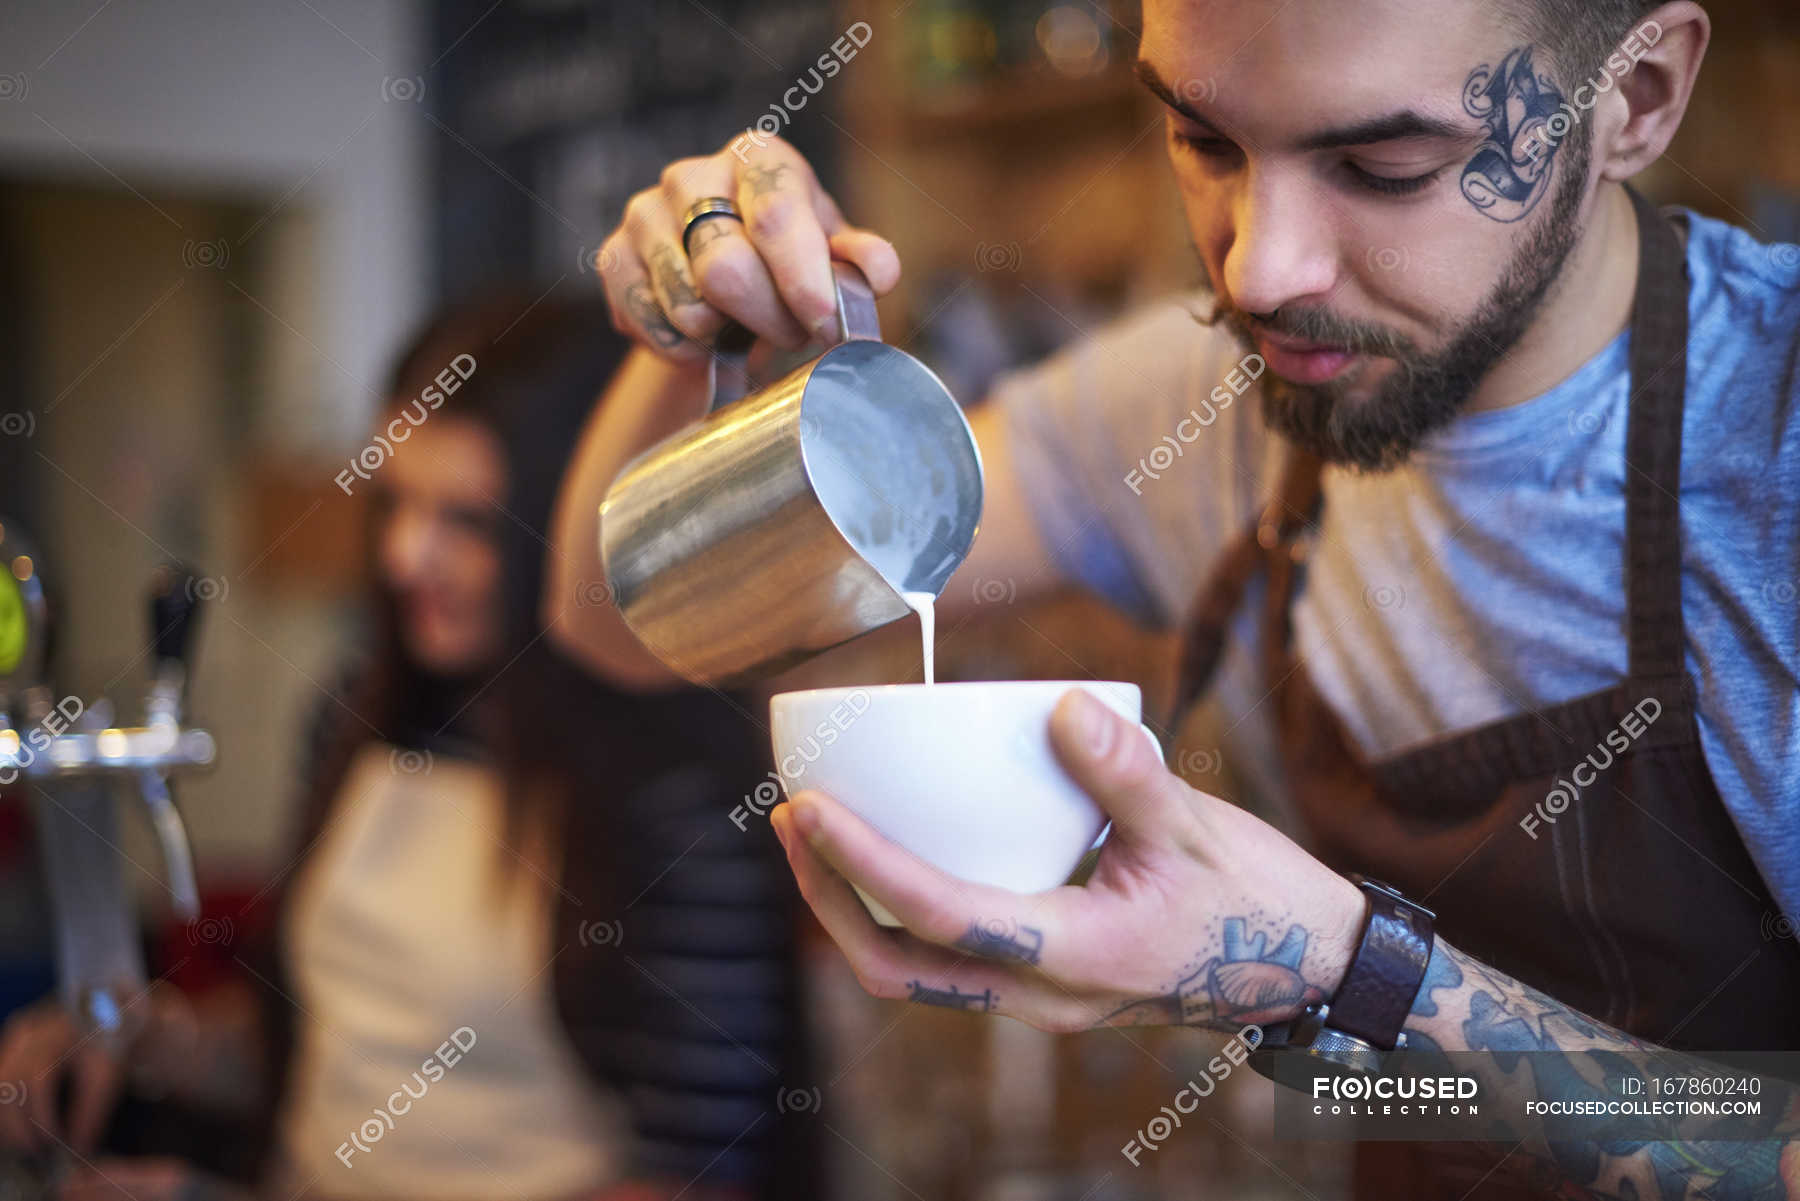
[593,134,900,365]
[550,133,1056,687]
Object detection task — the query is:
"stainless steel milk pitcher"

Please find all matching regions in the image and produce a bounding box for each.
[599,261,984,685]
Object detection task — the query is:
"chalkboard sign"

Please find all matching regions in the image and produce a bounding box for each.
[428,0,845,300]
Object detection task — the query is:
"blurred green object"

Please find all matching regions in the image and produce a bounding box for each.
[0,569,22,676]
[913,0,1000,85]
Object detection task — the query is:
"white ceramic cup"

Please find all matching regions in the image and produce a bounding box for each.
[768,680,1161,927]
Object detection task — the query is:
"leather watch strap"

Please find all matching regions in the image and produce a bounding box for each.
[1328,877,1435,1047]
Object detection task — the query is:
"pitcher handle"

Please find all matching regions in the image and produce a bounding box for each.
[709,260,882,412]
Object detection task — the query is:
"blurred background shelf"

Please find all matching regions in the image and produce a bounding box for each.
[880,64,1147,142]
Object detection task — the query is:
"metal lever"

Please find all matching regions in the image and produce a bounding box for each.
[141,561,205,920]
[138,770,199,921]
[146,560,203,727]
[709,260,882,412]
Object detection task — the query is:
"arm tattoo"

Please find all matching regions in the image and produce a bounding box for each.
[906,980,994,1012]
[1407,937,1463,1017]
[1426,943,1624,1055]
[743,163,792,198]
[1098,915,1330,1029]
[1460,46,1564,222]
[624,281,684,349]
[954,921,1042,965]
[1406,942,1798,1201]
[649,244,701,308]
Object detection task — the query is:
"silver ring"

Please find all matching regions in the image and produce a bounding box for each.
[681,196,741,256]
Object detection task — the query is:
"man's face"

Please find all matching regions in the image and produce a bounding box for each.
[1141,0,1592,470]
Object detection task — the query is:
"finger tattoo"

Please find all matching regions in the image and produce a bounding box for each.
[624,281,684,349]
[744,163,792,198]
[906,980,996,1012]
[685,219,733,258]
[954,922,1043,966]
[650,244,702,307]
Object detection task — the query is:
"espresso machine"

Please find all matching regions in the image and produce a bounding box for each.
[0,519,215,1060]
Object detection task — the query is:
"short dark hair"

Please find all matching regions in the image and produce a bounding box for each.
[1505,0,1664,82]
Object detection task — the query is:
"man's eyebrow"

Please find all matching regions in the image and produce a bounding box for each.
[1294,111,1470,151]
[1135,58,1213,127]
[1134,58,1469,150]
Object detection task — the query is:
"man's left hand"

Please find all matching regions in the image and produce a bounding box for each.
[771,688,1367,1032]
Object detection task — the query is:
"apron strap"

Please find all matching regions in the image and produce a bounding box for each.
[1620,183,1693,681]
[1172,446,1322,716]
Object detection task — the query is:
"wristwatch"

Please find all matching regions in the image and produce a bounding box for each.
[1249,875,1435,1079]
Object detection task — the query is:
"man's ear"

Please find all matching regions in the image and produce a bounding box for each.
[1596,1,1710,182]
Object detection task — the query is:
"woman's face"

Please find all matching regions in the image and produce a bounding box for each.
[372,415,507,677]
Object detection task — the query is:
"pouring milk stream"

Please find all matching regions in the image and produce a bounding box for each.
[902,591,936,685]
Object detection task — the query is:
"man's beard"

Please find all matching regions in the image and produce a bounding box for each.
[1197,139,1590,473]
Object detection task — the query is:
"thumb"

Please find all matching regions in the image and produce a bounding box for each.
[1048,689,1193,844]
[66,1046,123,1153]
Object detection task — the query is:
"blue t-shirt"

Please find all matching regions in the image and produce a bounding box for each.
[998,207,1800,922]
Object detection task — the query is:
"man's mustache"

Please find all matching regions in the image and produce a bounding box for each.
[1189,291,1417,360]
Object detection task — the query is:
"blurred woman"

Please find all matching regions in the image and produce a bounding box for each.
[0,293,817,1201]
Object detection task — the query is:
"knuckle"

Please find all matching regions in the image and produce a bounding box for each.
[620,190,661,234]
[658,283,703,316]
[724,130,787,158]
[744,193,802,242]
[850,960,895,999]
[1101,726,1165,793]
[912,900,965,946]
[693,248,759,310]
[782,281,836,329]
[1039,1002,1090,1035]
[596,235,624,278]
[659,157,707,198]
[667,308,722,343]
[790,868,824,911]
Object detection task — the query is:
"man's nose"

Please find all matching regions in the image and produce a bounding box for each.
[1220,169,1340,317]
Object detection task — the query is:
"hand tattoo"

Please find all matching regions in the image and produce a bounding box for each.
[1198,918,1330,1024]
[1460,46,1564,222]
[624,281,684,349]
[1099,915,1330,1029]
[650,245,701,308]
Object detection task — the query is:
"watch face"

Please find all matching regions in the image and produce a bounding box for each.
[0,568,24,676]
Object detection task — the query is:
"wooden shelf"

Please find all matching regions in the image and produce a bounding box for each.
[873,65,1148,144]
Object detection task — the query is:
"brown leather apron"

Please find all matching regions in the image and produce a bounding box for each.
[1174,186,1800,1197]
